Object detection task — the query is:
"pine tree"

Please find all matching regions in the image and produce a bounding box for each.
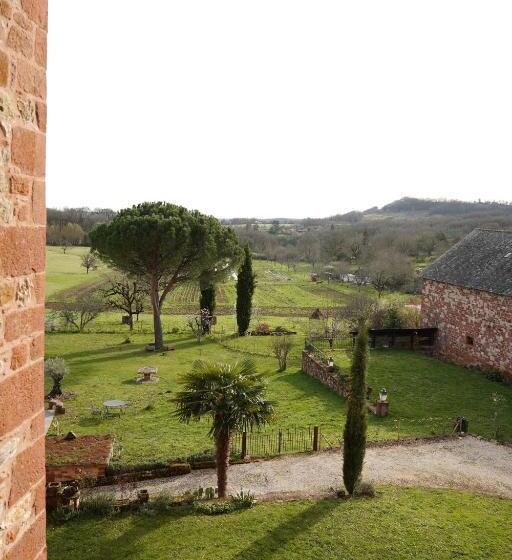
[343,323,369,495]
[236,246,255,336]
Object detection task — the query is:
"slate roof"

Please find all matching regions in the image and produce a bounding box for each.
[421,229,512,296]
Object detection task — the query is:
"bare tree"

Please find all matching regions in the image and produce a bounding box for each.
[81,251,99,274]
[272,336,293,371]
[298,232,321,270]
[101,275,146,331]
[341,293,379,329]
[368,251,415,297]
[60,293,103,332]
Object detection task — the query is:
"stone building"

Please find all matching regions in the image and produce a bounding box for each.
[421,229,512,382]
[0,1,48,559]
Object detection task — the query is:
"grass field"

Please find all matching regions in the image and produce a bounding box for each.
[47,487,512,560]
[45,245,512,465]
[45,332,512,466]
[46,247,419,314]
[46,246,105,299]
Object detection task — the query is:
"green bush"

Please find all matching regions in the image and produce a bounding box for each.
[231,490,256,509]
[49,494,119,523]
[194,501,235,515]
[194,491,256,515]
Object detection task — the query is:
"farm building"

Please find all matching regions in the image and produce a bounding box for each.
[421,229,512,382]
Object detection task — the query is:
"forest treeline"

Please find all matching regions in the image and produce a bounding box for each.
[47,197,512,277]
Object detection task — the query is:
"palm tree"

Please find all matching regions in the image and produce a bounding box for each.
[174,358,274,497]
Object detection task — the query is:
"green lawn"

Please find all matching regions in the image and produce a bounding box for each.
[45,332,512,466]
[46,247,418,314]
[46,246,105,299]
[47,487,512,560]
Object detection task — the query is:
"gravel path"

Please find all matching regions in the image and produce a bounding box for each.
[95,436,512,500]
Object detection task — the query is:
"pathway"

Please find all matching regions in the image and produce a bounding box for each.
[94,436,512,500]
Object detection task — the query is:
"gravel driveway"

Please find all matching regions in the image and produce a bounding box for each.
[95,436,512,500]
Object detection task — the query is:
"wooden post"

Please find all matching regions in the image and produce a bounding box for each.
[313,426,320,451]
[241,432,247,459]
[278,430,283,454]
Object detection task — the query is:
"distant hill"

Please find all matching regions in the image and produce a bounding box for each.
[378,197,512,216]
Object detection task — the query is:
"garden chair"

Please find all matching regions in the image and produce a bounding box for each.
[104,407,122,419]
[90,404,104,418]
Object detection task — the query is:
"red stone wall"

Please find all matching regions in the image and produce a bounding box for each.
[421,279,512,382]
[302,351,350,398]
[0,1,47,559]
[46,465,107,484]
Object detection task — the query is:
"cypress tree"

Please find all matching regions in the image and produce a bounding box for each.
[200,285,216,316]
[236,246,256,336]
[199,284,216,334]
[343,322,369,495]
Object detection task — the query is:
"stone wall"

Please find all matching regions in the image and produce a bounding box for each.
[46,465,107,484]
[0,1,47,559]
[421,279,512,383]
[301,351,349,398]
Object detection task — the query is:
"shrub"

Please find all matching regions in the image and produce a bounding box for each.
[106,460,169,476]
[272,336,293,371]
[254,322,271,335]
[44,357,69,398]
[79,494,120,516]
[49,494,119,523]
[186,449,215,463]
[193,490,256,515]
[45,312,60,333]
[194,500,235,515]
[354,481,375,498]
[485,370,504,383]
[139,492,178,514]
[231,490,256,509]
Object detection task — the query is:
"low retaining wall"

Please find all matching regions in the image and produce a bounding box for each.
[46,464,107,483]
[302,351,349,398]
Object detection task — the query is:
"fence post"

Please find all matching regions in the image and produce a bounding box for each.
[241,432,247,459]
[313,426,319,452]
[278,430,283,454]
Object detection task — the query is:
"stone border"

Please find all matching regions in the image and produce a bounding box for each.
[301,350,350,398]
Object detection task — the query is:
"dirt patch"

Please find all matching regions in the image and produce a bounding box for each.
[46,434,114,467]
[92,436,512,500]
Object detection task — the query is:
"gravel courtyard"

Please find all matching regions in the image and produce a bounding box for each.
[96,436,512,500]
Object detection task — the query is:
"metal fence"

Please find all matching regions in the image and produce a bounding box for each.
[232,426,321,458]
[229,415,508,460]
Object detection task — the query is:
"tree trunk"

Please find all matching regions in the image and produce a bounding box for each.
[215,430,230,498]
[150,279,163,350]
[48,380,62,398]
[129,314,134,332]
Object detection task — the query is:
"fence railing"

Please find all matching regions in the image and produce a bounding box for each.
[232,426,322,458]
[229,415,507,460]
[305,336,352,353]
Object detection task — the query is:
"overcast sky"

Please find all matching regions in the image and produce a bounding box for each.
[47,1,512,218]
